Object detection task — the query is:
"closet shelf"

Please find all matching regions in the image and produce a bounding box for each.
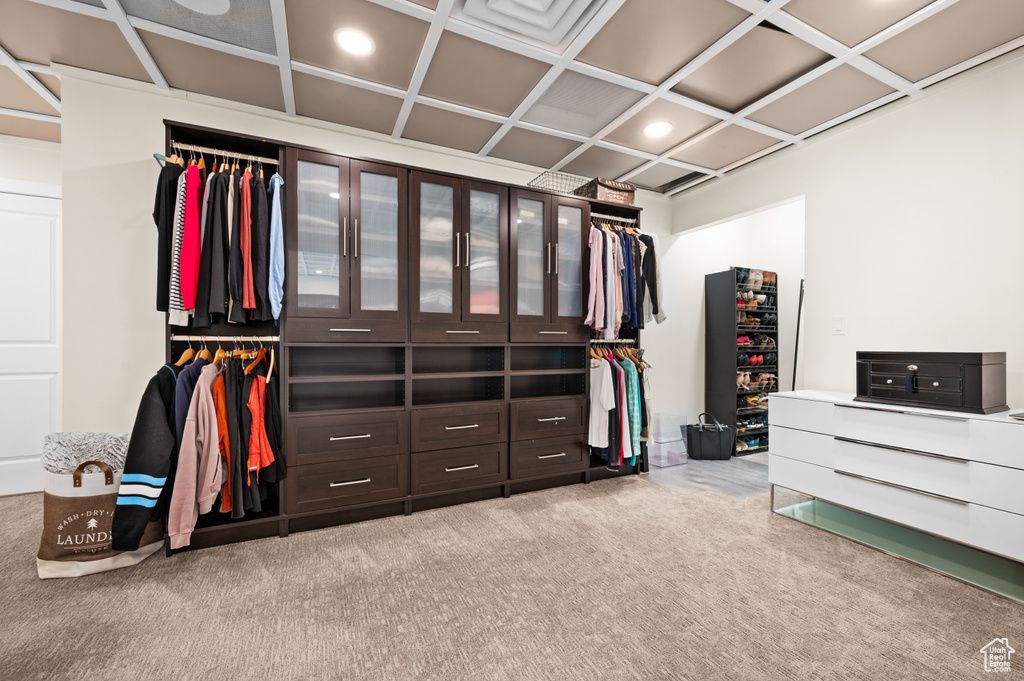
[736,406,768,414]
[412,371,504,380]
[510,368,588,376]
[289,374,405,384]
[737,388,778,395]
[286,405,406,418]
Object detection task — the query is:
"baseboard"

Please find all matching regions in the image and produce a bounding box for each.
[0,458,43,496]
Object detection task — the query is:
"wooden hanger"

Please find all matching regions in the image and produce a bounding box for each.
[245,347,266,375]
[267,347,275,379]
[196,337,212,362]
[213,346,227,366]
[175,340,195,366]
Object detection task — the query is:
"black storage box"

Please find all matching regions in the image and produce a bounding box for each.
[855,351,1008,414]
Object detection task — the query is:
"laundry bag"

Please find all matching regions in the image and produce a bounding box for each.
[37,433,163,579]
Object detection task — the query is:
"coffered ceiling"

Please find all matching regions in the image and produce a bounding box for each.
[1,0,1022,195]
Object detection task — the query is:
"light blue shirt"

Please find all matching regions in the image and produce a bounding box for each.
[268,173,285,322]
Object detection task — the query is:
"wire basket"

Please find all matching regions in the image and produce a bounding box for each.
[528,171,591,197]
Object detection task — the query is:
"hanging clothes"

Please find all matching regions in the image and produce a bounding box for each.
[263,371,286,483]
[154,163,185,312]
[268,173,285,323]
[240,169,256,314]
[251,174,272,321]
[169,172,190,327]
[180,164,202,313]
[228,168,247,324]
[588,357,614,449]
[584,227,604,330]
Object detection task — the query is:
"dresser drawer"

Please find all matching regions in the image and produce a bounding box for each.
[771,395,973,460]
[869,386,962,408]
[287,317,408,343]
[511,397,586,440]
[769,454,1024,563]
[510,324,589,343]
[771,426,1024,513]
[287,411,407,465]
[411,443,507,495]
[286,454,408,514]
[411,402,507,452]
[870,374,962,392]
[510,435,587,479]
[411,321,507,343]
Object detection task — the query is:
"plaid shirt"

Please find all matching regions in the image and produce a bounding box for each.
[620,359,642,464]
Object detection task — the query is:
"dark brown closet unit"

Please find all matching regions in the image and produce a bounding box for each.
[285,147,408,343]
[410,172,508,342]
[510,189,590,343]
[160,120,640,554]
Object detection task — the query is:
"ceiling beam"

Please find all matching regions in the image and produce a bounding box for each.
[475,0,630,158]
[268,0,295,116]
[392,0,457,138]
[128,17,278,65]
[16,61,59,77]
[549,0,792,174]
[361,0,435,22]
[915,34,1024,89]
[0,42,61,113]
[100,0,168,89]
[291,61,406,99]
[25,0,107,20]
[0,106,61,124]
[446,19,560,65]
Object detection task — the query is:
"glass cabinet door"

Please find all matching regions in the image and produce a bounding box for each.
[553,199,586,322]
[512,191,548,322]
[351,161,407,319]
[462,181,507,323]
[287,149,349,318]
[411,172,460,322]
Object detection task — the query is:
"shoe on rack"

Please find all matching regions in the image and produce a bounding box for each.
[737,353,749,367]
[750,270,763,291]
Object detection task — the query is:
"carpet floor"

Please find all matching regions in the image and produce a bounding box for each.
[2,477,1021,680]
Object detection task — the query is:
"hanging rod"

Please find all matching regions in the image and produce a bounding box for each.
[591,212,637,225]
[171,335,280,342]
[169,140,280,166]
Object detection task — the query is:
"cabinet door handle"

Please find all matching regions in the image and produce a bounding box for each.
[465,232,470,264]
[330,477,371,488]
[343,217,347,257]
[538,452,566,459]
[446,330,480,334]
[834,403,969,422]
[538,331,568,335]
[444,424,479,430]
[554,242,558,275]
[354,219,359,258]
[445,464,479,472]
[833,470,968,505]
[455,231,460,267]
[547,243,551,274]
[536,416,566,422]
[330,433,372,441]
[833,436,969,463]
[330,328,372,332]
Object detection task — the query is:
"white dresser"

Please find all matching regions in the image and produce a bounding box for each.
[769,390,1024,563]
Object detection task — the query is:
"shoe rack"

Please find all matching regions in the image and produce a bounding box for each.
[704,267,779,456]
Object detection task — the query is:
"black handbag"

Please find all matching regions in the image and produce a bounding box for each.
[686,413,735,460]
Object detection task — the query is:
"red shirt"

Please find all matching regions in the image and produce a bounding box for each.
[180,165,202,309]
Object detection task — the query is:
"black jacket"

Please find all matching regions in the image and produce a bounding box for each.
[111,364,181,551]
[251,176,272,321]
[228,170,247,324]
[153,164,185,312]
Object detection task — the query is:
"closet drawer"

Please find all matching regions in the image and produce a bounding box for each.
[771,427,1024,513]
[510,323,589,343]
[411,402,507,452]
[869,386,962,408]
[771,395,973,460]
[870,374,962,392]
[511,397,586,440]
[769,454,1024,563]
[510,435,587,479]
[411,321,507,343]
[286,454,408,514]
[287,411,407,466]
[287,318,408,343]
[411,443,507,495]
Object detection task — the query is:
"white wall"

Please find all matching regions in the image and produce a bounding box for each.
[0,134,61,186]
[671,47,1024,408]
[57,68,671,432]
[642,200,805,425]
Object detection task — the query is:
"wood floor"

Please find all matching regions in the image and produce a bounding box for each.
[648,450,769,498]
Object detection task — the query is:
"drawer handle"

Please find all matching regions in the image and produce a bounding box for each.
[330,328,372,333]
[538,452,566,459]
[834,470,968,505]
[538,331,568,335]
[330,433,372,442]
[932,381,940,387]
[886,379,892,385]
[834,403,969,422]
[330,477,371,488]
[446,330,480,334]
[536,416,566,422]
[833,436,969,463]
[445,464,479,472]
[445,424,479,430]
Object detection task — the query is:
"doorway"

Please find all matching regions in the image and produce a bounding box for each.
[0,182,62,495]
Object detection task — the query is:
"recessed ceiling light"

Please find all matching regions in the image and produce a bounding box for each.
[335,29,375,56]
[643,121,673,138]
[172,0,230,15]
